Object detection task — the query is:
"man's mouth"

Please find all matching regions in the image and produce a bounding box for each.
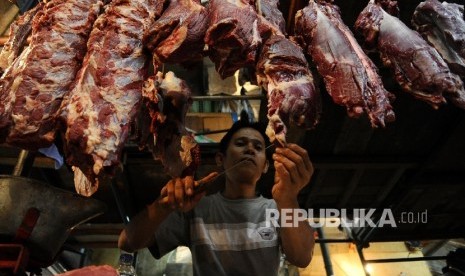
[239,157,256,165]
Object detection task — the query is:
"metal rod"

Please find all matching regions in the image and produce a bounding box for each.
[364,255,448,263]
[12,150,30,176]
[194,129,229,136]
[287,0,297,32]
[360,216,383,247]
[356,244,370,276]
[316,227,335,276]
[315,239,353,243]
[110,177,130,225]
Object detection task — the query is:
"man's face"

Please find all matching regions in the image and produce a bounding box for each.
[221,127,268,183]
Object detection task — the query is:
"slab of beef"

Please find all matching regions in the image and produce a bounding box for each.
[145,0,208,66]
[375,0,399,16]
[62,0,157,195]
[205,0,265,79]
[256,35,321,146]
[140,71,200,177]
[295,0,395,127]
[257,0,286,35]
[355,0,464,109]
[0,3,43,75]
[0,0,103,147]
[412,0,465,79]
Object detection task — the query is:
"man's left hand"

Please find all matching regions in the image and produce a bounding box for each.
[272,143,313,203]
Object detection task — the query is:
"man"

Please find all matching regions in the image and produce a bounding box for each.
[118,116,315,275]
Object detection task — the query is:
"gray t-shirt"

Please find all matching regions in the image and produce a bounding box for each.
[149,192,280,276]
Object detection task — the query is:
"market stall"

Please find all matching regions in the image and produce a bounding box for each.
[1,0,464,275]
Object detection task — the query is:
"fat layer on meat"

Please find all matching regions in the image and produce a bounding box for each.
[256,35,321,146]
[140,71,200,178]
[61,0,158,194]
[0,0,103,148]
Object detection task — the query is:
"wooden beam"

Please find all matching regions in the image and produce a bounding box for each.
[0,3,18,35]
[0,156,55,168]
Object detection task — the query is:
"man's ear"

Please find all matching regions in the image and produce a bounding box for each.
[215,152,224,167]
[263,160,269,174]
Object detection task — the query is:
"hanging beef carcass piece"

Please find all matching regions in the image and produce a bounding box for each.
[374,0,399,15]
[205,0,270,79]
[412,0,465,110]
[139,71,200,178]
[258,0,287,35]
[294,0,395,127]
[355,0,465,109]
[61,0,162,196]
[412,0,465,79]
[145,0,208,65]
[256,35,321,146]
[0,0,103,147]
[0,3,43,75]
[231,0,287,86]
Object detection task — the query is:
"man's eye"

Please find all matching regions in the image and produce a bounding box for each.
[255,144,263,151]
[235,141,245,146]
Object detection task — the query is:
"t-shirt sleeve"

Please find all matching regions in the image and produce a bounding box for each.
[148,210,190,259]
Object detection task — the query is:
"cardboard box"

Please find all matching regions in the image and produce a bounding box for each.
[186,113,234,142]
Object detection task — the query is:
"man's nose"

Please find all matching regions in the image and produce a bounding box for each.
[244,143,256,154]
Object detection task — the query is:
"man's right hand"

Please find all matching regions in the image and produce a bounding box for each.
[119,172,218,252]
[158,172,218,212]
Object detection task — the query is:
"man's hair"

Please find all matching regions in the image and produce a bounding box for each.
[219,111,271,154]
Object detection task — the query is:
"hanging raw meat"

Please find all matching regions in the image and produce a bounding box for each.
[294,0,395,127]
[258,0,287,35]
[140,71,200,178]
[355,0,465,109]
[204,0,266,79]
[145,0,208,65]
[0,2,43,75]
[61,0,160,195]
[256,35,321,146]
[0,0,103,148]
[412,0,465,79]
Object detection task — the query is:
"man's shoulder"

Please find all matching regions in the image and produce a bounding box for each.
[257,196,277,208]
